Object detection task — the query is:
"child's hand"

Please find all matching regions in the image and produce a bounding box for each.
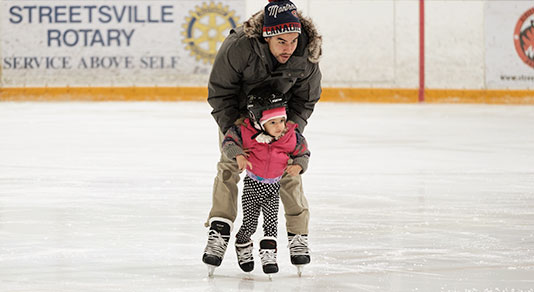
[285,164,302,176]
[236,154,252,171]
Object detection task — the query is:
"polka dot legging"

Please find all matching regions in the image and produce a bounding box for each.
[235,175,280,244]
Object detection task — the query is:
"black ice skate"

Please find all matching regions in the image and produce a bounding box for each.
[202,217,232,277]
[235,241,254,273]
[288,233,310,277]
[259,237,279,277]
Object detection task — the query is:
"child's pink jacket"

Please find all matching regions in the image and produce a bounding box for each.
[222,118,310,180]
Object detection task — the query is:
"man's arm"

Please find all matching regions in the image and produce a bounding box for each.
[286,62,322,133]
[289,130,310,174]
[207,31,250,133]
[221,125,245,160]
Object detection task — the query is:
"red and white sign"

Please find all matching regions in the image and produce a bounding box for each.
[486,2,534,89]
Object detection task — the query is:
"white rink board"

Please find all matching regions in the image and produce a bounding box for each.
[2,0,534,90]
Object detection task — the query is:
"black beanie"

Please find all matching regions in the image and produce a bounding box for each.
[263,0,301,37]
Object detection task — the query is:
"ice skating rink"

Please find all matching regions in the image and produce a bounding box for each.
[1,102,533,292]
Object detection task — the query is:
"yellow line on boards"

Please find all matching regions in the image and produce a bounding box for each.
[0,87,208,102]
[1,87,534,104]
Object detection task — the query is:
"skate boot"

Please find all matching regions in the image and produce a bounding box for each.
[288,233,310,276]
[259,237,279,274]
[202,217,232,276]
[235,241,254,272]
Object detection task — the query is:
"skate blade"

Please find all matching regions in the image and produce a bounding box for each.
[242,272,253,280]
[206,264,216,277]
[295,265,304,277]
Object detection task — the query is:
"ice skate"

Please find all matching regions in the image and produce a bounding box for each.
[202,217,232,276]
[259,237,279,275]
[235,241,254,272]
[288,234,310,277]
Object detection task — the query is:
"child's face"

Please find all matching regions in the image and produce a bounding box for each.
[263,117,287,138]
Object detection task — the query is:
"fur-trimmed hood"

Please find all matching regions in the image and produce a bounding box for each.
[243,10,322,64]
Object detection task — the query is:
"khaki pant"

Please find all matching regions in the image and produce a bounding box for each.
[205,131,310,235]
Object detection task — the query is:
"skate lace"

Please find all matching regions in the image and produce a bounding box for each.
[259,249,277,265]
[236,244,254,264]
[204,230,229,257]
[288,235,310,256]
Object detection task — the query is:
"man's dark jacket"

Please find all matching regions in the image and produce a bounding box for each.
[208,10,322,134]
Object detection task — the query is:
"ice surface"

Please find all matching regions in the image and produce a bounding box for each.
[1,102,533,292]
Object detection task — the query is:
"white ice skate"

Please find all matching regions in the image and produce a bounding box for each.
[288,234,311,277]
[235,241,254,273]
[259,237,279,278]
[202,217,233,277]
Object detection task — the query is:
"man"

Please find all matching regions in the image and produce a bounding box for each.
[202,0,322,274]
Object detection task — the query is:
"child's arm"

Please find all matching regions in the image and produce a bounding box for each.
[222,125,251,171]
[286,131,310,176]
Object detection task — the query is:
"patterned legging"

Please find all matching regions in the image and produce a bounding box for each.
[235,175,280,244]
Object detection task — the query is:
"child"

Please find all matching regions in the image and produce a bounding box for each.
[221,86,310,274]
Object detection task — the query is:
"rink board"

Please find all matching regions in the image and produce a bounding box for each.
[1,87,534,104]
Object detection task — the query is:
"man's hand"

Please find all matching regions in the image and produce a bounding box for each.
[285,164,302,176]
[236,154,252,171]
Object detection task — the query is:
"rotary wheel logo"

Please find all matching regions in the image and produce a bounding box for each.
[514,7,534,69]
[182,2,239,64]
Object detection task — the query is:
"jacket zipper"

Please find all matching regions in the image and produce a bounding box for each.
[265,144,272,177]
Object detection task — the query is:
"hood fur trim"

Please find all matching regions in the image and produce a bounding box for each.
[243,10,322,63]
